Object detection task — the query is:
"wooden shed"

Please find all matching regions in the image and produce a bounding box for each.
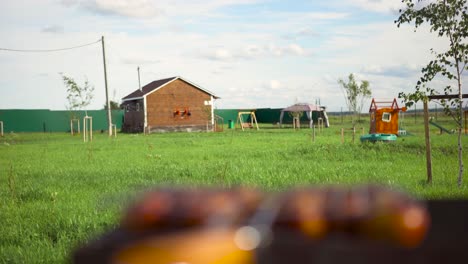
[121,76,219,133]
[368,98,406,135]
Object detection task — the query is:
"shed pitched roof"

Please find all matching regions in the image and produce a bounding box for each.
[122,76,219,101]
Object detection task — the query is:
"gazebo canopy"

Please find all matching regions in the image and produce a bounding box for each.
[281,103,322,112]
[279,103,326,128]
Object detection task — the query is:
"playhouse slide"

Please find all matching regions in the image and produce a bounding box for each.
[429,119,453,134]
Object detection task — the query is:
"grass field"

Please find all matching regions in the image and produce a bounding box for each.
[0,115,467,263]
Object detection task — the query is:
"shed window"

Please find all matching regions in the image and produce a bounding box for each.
[125,104,130,112]
[136,103,140,112]
[382,112,391,122]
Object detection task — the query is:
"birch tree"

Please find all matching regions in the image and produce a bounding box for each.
[62,74,94,117]
[396,0,467,187]
[338,73,372,125]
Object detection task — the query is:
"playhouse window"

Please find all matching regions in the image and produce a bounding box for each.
[382,112,391,122]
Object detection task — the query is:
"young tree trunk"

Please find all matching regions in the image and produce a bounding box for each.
[423,100,433,184]
[458,122,463,187]
[457,78,464,187]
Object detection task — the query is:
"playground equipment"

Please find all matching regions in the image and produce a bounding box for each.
[361,98,406,143]
[368,98,407,135]
[397,110,409,136]
[83,116,93,142]
[360,133,397,143]
[429,117,454,134]
[422,94,468,184]
[236,111,259,131]
[279,103,329,128]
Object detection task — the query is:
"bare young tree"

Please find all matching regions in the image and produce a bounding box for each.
[338,73,372,125]
[62,74,94,117]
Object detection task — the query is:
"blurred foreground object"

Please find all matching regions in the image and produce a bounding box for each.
[74,186,468,264]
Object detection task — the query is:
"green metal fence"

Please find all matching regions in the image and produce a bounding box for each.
[215,108,321,125]
[0,109,124,133]
[0,108,331,133]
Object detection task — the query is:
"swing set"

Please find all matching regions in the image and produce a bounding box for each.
[236,111,259,131]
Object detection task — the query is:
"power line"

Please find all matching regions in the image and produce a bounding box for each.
[0,39,101,53]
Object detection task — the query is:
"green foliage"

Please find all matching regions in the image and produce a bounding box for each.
[395,0,467,187]
[61,74,95,117]
[396,0,467,117]
[103,100,120,110]
[337,73,372,124]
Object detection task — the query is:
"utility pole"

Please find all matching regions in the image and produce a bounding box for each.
[101,36,112,136]
[137,66,141,91]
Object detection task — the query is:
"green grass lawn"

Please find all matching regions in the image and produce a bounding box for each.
[0,116,467,263]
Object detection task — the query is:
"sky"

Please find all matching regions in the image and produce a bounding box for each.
[0,0,461,112]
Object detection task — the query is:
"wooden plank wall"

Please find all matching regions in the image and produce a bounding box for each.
[122,99,144,133]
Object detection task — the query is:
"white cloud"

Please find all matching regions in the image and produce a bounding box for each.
[264,80,282,90]
[60,0,78,7]
[200,47,234,61]
[92,0,162,18]
[121,57,160,65]
[60,0,262,19]
[180,0,261,11]
[41,25,65,34]
[211,48,233,60]
[267,43,312,57]
[286,44,306,56]
[348,0,405,13]
[323,35,363,51]
[243,45,263,57]
[62,0,162,18]
[297,27,319,37]
[201,43,312,61]
[304,12,350,20]
[361,64,421,78]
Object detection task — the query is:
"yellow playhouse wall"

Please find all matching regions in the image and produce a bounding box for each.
[374,108,399,135]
